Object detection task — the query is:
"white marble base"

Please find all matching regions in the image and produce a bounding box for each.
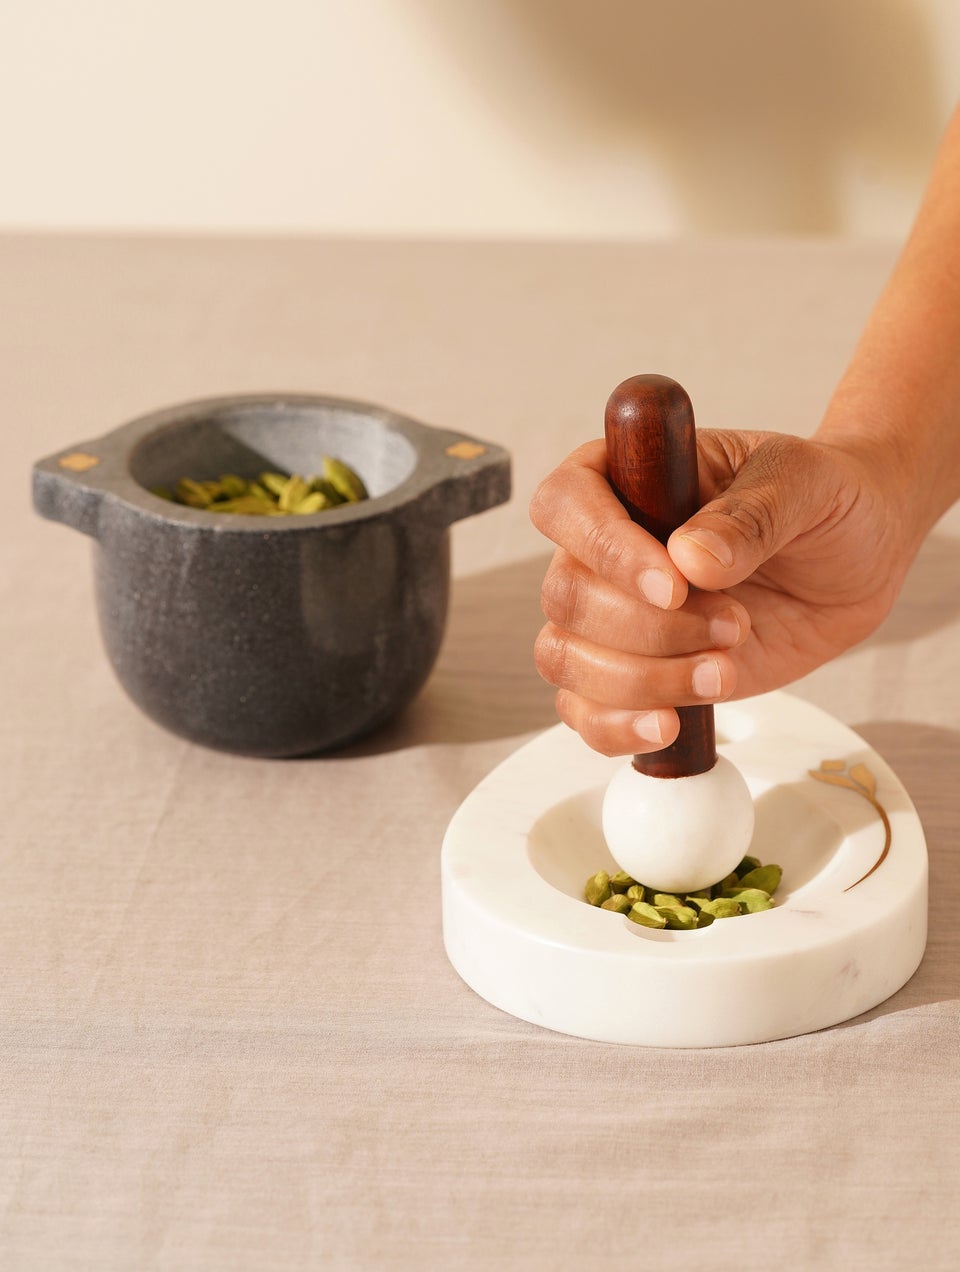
[441,692,928,1047]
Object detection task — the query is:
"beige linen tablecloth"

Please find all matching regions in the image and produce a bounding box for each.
[3,235,959,1270]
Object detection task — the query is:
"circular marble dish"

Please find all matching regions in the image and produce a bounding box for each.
[441,691,927,1047]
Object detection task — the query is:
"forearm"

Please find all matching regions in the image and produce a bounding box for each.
[816,103,960,547]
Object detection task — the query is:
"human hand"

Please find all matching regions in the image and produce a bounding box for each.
[529,428,915,756]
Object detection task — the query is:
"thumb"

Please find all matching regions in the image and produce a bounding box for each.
[666,436,825,590]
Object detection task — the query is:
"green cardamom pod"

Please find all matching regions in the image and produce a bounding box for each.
[309,476,348,505]
[278,475,310,511]
[208,495,273,515]
[700,898,743,919]
[175,476,214,508]
[323,455,368,502]
[627,902,667,929]
[260,471,289,498]
[725,887,774,913]
[600,894,633,914]
[219,473,248,499]
[684,894,712,911]
[656,905,698,930]
[735,855,761,877]
[584,871,612,907]
[738,864,782,894]
[712,872,741,897]
[292,491,331,514]
[625,884,645,903]
[653,893,683,908]
[609,871,636,894]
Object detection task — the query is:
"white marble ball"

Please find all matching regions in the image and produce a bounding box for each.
[601,755,756,894]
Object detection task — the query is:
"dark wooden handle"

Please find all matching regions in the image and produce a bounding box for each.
[604,374,716,778]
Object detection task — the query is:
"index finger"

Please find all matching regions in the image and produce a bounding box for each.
[529,439,690,611]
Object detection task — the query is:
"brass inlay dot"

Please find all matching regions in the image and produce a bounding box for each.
[58,451,100,472]
[445,441,487,460]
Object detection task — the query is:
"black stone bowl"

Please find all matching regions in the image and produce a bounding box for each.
[33,393,511,756]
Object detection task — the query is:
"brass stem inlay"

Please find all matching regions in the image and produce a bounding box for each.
[809,760,891,891]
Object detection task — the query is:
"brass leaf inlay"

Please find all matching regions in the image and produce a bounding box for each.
[809,760,891,890]
[848,763,876,799]
[59,451,100,472]
[445,441,487,460]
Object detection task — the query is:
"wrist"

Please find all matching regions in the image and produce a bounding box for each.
[815,367,960,553]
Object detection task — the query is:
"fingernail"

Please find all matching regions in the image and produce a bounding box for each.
[692,659,722,699]
[709,610,741,648]
[638,568,674,609]
[679,530,734,569]
[633,712,664,744]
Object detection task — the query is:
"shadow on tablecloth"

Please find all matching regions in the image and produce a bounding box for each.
[867,531,960,647]
[336,553,558,754]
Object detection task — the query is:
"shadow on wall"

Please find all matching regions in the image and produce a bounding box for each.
[414,0,943,233]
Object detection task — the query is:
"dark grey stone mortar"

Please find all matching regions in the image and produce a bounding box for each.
[33,393,511,756]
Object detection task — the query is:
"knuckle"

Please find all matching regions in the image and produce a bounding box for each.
[634,608,671,657]
[556,692,627,758]
[579,717,627,758]
[539,559,584,628]
[528,469,565,535]
[714,493,777,550]
[581,519,627,579]
[717,437,805,546]
[623,659,652,705]
[533,625,573,687]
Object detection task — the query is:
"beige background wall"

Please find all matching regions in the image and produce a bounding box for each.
[3,0,959,238]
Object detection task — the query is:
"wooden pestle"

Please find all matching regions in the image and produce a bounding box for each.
[604,373,716,778]
[600,374,755,892]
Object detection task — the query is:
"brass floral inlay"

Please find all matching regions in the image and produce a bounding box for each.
[445,441,487,460]
[809,760,891,891]
[58,451,100,472]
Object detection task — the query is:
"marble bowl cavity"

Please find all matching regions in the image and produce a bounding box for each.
[527,778,844,921]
